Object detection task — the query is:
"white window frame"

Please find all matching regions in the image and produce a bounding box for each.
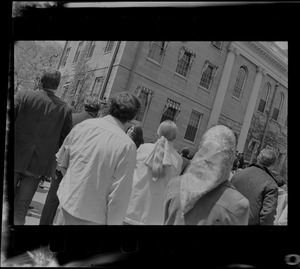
[211,41,223,50]
[87,41,96,59]
[258,83,271,114]
[232,66,248,100]
[272,92,284,122]
[73,41,83,63]
[133,86,154,124]
[62,47,71,67]
[147,41,168,65]
[184,110,202,144]
[160,98,181,123]
[104,41,115,53]
[91,76,104,95]
[175,46,196,79]
[199,61,218,91]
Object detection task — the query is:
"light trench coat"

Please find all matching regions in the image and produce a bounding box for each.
[124,142,182,225]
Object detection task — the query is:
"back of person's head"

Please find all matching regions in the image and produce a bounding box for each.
[107,92,141,123]
[257,148,277,168]
[126,125,144,149]
[40,67,61,90]
[152,120,178,180]
[188,125,236,182]
[84,95,101,112]
[181,147,190,158]
[157,120,178,141]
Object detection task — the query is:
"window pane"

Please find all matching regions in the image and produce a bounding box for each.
[184,111,201,142]
[73,42,83,63]
[105,41,114,52]
[272,108,279,121]
[135,90,148,122]
[233,67,247,99]
[258,99,266,113]
[175,51,191,77]
[148,41,165,63]
[212,41,222,49]
[88,41,96,58]
[199,65,213,89]
[161,107,176,123]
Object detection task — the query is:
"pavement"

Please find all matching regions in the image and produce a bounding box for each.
[25,181,51,225]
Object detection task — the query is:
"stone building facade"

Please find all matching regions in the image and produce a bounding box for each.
[56,41,287,175]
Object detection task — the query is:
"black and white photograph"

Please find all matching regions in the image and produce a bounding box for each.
[2,1,296,268]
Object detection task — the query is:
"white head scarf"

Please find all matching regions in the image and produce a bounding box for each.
[180,125,236,215]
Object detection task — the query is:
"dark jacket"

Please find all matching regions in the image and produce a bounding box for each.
[231,164,278,225]
[14,89,73,177]
[72,110,96,127]
[164,177,249,225]
[180,155,190,175]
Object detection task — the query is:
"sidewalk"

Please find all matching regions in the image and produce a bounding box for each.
[25,182,51,225]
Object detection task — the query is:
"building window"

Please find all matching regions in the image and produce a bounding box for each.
[175,46,196,78]
[73,41,83,63]
[199,61,218,90]
[87,41,96,58]
[148,41,167,64]
[258,83,271,113]
[184,110,202,143]
[160,98,181,123]
[134,86,154,122]
[232,66,248,99]
[211,41,223,50]
[272,92,284,121]
[61,47,71,67]
[91,76,104,95]
[245,138,260,162]
[104,41,115,53]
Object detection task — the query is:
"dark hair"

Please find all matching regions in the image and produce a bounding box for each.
[181,147,190,157]
[127,125,144,149]
[40,67,61,90]
[84,95,101,112]
[257,148,277,168]
[107,92,141,123]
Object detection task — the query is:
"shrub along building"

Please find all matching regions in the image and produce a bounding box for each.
[56,41,287,178]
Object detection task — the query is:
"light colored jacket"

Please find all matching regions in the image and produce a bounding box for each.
[124,141,182,225]
[274,186,287,225]
[57,115,137,225]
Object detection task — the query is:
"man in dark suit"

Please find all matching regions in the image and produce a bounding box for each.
[39,95,102,225]
[14,67,73,225]
[180,147,191,175]
[231,148,278,225]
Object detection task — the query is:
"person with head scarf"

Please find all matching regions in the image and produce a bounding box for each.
[231,148,279,225]
[164,125,250,225]
[126,125,144,149]
[124,120,183,225]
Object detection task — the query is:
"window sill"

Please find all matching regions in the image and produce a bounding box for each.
[257,110,265,116]
[174,72,188,81]
[183,139,196,145]
[198,85,211,93]
[104,51,112,55]
[146,58,162,67]
[232,96,242,102]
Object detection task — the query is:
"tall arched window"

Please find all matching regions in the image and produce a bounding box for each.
[232,66,248,99]
[272,92,284,121]
[258,83,271,113]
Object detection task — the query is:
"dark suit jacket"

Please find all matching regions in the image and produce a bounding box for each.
[14,89,73,177]
[72,110,95,127]
[231,164,278,225]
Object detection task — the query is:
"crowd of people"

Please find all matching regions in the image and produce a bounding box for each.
[13,68,287,226]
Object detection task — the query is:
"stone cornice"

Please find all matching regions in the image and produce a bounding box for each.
[249,42,287,72]
[230,42,288,89]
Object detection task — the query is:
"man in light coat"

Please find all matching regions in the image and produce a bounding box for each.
[56,92,141,225]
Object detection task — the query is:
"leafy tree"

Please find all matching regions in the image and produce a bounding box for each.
[14,41,64,93]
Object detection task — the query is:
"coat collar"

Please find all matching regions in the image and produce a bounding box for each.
[250,163,278,185]
[102,115,125,132]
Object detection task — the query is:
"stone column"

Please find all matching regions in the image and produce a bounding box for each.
[207,45,239,129]
[237,66,266,153]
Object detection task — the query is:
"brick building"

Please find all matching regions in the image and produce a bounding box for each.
[56,41,287,175]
